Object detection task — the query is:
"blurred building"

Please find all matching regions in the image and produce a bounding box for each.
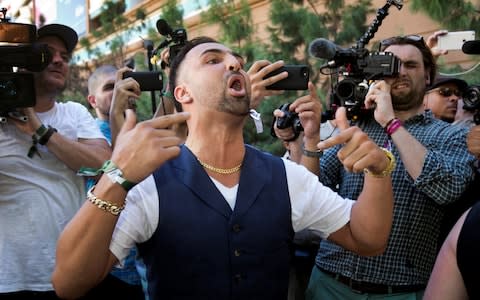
[1,0,477,67]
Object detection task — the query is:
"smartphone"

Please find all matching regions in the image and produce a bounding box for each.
[264,65,309,90]
[438,31,475,51]
[122,71,163,91]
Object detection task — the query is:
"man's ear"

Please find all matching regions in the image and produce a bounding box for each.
[174,85,192,104]
[86,95,96,108]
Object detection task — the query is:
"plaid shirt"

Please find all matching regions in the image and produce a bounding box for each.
[316,110,476,286]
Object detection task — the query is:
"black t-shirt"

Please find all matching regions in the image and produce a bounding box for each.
[457,200,480,299]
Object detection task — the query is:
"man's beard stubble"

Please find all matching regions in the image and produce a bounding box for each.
[391,86,426,112]
[218,91,251,117]
[217,75,251,117]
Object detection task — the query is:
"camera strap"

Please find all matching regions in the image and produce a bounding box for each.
[249,109,263,133]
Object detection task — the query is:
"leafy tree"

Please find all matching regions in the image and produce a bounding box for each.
[409,0,480,85]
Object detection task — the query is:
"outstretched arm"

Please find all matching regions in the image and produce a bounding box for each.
[52,110,190,299]
[424,209,469,300]
[323,108,394,256]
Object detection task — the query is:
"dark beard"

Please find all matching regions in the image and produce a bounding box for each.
[391,87,425,112]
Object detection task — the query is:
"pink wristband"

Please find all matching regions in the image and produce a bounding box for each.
[385,118,402,136]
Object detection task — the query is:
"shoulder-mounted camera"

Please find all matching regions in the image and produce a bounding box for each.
[0,8,52,122]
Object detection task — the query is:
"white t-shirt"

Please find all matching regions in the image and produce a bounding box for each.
[110,158,354,263]
[0,101,106,293]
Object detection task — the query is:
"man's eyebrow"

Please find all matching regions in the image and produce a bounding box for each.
[199,48,245,61]
[199,48,223,56]
[232,51,244,61]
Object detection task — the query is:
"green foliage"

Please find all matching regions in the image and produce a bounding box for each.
[202,0,254,55]
[199,0,374,155]
[160,0,185,29]
[410,0,480,32]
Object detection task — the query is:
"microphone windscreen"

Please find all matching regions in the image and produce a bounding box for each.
[156,19,172,36]
[308,38,337,60]
[462,40,480,55]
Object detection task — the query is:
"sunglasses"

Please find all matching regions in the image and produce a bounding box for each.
[379,35,425,51]
[426,87,463,97]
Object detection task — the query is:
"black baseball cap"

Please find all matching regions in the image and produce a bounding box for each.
[462,40,480,55]
[37,23,78,53]
[427,75,468,92]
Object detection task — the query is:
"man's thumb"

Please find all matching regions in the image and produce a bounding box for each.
[335,107,350,131]
[120,109,137,134]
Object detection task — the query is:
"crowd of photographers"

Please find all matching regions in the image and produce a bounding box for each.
[1,15,480,300]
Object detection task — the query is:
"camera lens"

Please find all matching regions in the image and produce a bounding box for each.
[463,86,480,111]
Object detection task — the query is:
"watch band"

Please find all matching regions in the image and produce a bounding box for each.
[302,144,323,158]
[100,160,137,191]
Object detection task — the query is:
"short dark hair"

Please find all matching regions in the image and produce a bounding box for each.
[168,36,218,112]
[380,35,437,84]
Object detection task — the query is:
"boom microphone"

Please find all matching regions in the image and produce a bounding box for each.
[308,38,357,61]
[156,19,173,37]
[462,40,480,55]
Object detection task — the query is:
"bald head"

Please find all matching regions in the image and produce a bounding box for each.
[88,65,118,95]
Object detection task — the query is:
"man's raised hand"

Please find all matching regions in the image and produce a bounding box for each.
[318,107,389,174]
[111,109,190,183]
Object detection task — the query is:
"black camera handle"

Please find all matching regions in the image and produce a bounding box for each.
[142,39,158,115]
[356,0,403,49]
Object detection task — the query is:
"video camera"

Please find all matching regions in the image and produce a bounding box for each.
[128,20,187,91]
[462,84,480,125]
[309,0,404,121]
[0,8,51,122]
[154,19,187,67]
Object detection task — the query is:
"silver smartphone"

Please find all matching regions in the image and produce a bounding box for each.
[438,31,475,50]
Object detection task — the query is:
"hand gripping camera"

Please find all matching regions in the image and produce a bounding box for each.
[271,103,304,141]
[309,0,404,122]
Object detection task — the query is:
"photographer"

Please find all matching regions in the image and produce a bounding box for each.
[298,35,475,299]
[423,75,468,123]
[0,24,110,299]
[424,39,480,300]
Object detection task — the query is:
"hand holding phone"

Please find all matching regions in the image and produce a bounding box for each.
[122,71,163,91]
[438,31,475,51]
[264,65,309,90]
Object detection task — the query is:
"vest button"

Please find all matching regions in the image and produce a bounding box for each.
[232,224,241,232]
[234,249,242,257]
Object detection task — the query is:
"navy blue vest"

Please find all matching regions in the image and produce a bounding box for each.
[137,145,294,300]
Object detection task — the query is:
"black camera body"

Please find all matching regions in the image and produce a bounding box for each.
[168,28,187,63]
[331,51,400,121]
[276,103,304,137]
[0,10,51,119]
[122,71,163,91]
[155,19,187,66]
[462,84,480,125]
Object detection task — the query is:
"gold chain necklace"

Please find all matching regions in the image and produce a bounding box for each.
[197,158,242,174]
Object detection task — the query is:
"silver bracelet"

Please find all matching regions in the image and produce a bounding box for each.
[302,143,323,158]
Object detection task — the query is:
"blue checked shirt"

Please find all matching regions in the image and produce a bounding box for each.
[316,110,476,286]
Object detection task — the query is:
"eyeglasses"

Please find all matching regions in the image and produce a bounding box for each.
[379,35,425,51]
[426,87,463,97]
